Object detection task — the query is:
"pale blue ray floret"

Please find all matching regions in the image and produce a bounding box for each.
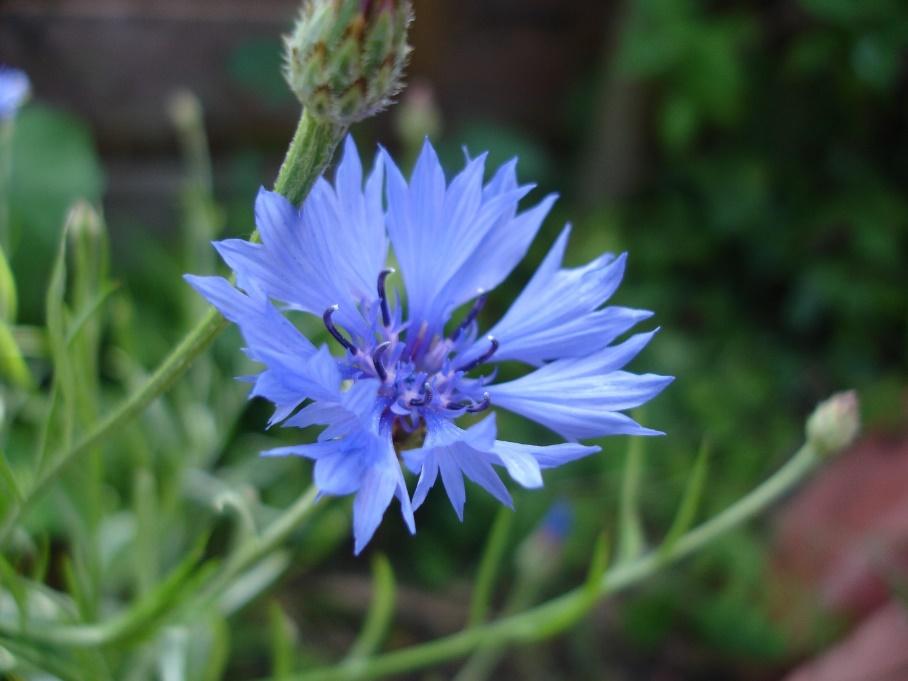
[0,66,30,120]
[186,136,673,553]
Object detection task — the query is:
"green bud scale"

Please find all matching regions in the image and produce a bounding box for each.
[283,0,413,125]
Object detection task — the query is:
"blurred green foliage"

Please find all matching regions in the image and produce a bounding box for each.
[423,0,907,669]
[8,106,104,321]
[1,0,906,678]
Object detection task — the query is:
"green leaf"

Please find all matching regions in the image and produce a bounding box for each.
[133,468,159,596]
[0,636,85,681]
[0,247,15,322]
[199,616,231,681]
[346,553,396,661]
[268,601,297,679]
[660,438,711,556]
[0,449,22,508]
[468,506,513,627]
[45,215,76,456]
[0,320,31,389]
[0,553,29,629]
[158,628,189,681]
[617,434,646,563]
[584,532,611,602]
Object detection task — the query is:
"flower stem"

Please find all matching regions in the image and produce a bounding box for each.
[275,110,346,205]
[0,111,346,544]
[268,441,822,681]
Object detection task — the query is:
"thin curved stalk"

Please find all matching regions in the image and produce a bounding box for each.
[266,441,821,681]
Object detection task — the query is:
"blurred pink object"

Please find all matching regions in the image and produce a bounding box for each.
[773,433,908,619]
[782,602,908,681]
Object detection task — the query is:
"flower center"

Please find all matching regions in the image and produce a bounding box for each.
[321,270,496,434]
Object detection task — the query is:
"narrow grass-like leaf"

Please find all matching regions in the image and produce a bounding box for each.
[0,636,85,681]
[158,627,189,681]
[0,321,31,388]
[659,438,711,558]
[64,281,118,346]
[268,601,297,680]
[30,533,50,584]
[0,449,21,506]
[217,552,290,616]
[45,217,75,454]
[60,554,95,622]
[617,434,645,563]
[468,507,513,627]
[200,616,231,681]
[133,468,159,596]
[346,553,396,661]
[0,246,16,322]
[0,553,29,629]
[584,533,611,603]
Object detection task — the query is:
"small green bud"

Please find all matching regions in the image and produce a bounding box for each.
[66,201,107,310]
[806,390,860,456]
[283,0,413,125]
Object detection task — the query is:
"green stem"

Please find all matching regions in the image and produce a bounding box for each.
[264,442,821,681]
[0,111,346,544]
[275,110,346,205]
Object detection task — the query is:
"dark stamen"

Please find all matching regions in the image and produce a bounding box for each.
[466,392,491,413]
[377,268,395,327]
[451,292,488,341]
[409,382,433,407]
[322,305,357,354]
[372,341,391,382]
[457,336,499,372]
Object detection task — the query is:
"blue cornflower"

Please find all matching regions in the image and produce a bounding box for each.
[0,66,30,120]
[186,137,672,553]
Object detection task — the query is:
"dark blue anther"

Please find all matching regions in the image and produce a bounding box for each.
[372,341,391,382]
[409,382,433,407]
[322,305,357,354]
[451,292,488,341]
[456,336,499,372]
[377,268,395,327]
[466,392,491,413]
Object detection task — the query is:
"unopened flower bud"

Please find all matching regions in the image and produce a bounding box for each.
[64,201,108,312]
[806,390,860,456]
[283,0,413,125]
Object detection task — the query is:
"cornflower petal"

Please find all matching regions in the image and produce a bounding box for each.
[488,335,674,441]
[215,139,386,338]
[463,226,653,365]
[384,140,540,333]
